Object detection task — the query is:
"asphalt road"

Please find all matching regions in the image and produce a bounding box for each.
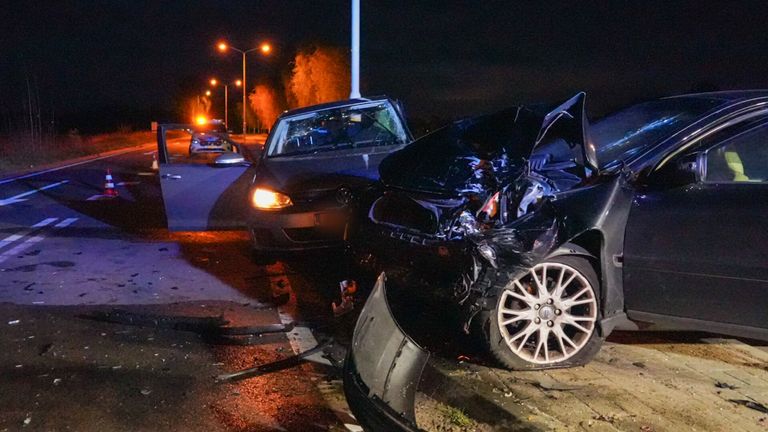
[0,136,358,432]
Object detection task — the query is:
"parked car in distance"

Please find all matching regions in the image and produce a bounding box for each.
[189,120,234,156]
[155,97,412,258]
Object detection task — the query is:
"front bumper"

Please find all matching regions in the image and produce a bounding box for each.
[342,273,429,432]
[249,207,348,251]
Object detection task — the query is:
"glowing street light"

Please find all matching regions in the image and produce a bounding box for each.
[204,90,211,97]
[216,40,273,143]
[235,79,242,87]
[209,78,218,86]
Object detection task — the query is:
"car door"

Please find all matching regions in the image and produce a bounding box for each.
[157,124,253,231]
[623,117,768,333]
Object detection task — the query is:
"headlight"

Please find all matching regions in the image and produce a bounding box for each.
[251,188,293,210]
[192,139,200,145]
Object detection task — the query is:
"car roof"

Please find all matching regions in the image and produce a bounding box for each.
[278,97,392,118]
[664,89,768,103]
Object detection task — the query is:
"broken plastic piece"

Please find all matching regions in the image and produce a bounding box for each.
[332,280,358,317]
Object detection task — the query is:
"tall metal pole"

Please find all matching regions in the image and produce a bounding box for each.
[242,51,247,144]
[350,0,361,99]
[224,84,228,128]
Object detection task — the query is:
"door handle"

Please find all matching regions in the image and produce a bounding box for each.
[162,174,182,180]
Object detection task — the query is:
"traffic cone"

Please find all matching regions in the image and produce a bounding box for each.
[104,169,118,197]
[151,153,159,171]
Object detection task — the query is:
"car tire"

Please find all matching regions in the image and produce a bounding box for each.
[480,255,604,370]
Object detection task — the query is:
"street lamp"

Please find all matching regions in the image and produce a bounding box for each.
[217,41,272,144]
[209,78,240,130]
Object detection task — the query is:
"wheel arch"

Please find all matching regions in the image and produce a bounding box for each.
[549,229,627,337]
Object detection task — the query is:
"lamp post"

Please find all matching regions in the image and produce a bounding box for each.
[217,41,272,144]
[209,79,243,131]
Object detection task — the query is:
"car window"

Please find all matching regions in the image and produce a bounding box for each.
[704,122,768,183]
[266,101,408,157]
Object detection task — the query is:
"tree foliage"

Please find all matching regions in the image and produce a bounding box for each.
[287,46,350,108]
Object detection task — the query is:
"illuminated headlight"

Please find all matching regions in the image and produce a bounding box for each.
[192,139,200,145]
[251,188,293,210]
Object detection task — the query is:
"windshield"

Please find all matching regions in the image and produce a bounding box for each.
[266,101,409,157]
[592,97,724,166]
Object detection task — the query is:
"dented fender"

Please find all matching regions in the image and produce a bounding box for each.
[466,174,634,332]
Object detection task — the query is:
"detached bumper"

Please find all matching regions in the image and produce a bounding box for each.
[342,273,429,432]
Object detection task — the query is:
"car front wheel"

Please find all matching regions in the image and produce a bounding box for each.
[481,255,603,370]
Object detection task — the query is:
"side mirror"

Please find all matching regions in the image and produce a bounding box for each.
[213,152,246,167]
[646,153,700,188]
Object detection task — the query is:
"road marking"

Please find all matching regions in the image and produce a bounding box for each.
[0,144,154,186]
[0,180,69,207]
[0,218,57,251]
[143,150,157,155]
[54,218,78,228]
[116,181,140,186]
[0,218,76,264]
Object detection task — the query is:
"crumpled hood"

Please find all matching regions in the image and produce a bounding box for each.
[379,93,596,197]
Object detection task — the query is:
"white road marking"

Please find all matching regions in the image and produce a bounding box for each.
[54,218,78,228]
[0,180,69,207]
[0,218,76,264]
[0,145,153,186]
[86,194,119,201]
[116,181,140,186]
[0,218,57,251]
[143,150,157,155]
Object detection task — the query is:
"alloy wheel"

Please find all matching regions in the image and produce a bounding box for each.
[497,262,598,364]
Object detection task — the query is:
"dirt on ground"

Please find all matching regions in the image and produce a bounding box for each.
[413,332,768,432]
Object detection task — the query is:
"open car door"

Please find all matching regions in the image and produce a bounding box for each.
[157,124,252,231]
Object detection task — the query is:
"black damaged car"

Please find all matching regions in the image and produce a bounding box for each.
[344,91,768,430]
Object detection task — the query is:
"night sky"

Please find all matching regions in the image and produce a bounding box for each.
[3,1,768,132]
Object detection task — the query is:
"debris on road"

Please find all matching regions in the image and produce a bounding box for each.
[331,280,356,317]
[78,309,295,345]
[8,319,20,325]
[140,389,152,396]
[730,399,768,414]
[715,381,739,390]
[216,338,335,383]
